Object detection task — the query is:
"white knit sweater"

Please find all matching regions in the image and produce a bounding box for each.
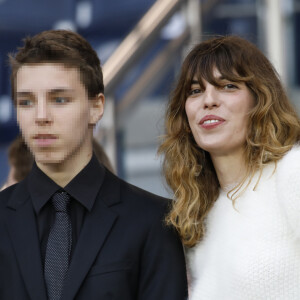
[187,146,300,300]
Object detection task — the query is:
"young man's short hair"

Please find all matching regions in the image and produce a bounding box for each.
[9,29,104,102]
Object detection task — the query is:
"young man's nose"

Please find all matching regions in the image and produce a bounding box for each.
[35,99,51,123]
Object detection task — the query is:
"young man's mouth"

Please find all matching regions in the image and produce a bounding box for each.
[33,134,57,147]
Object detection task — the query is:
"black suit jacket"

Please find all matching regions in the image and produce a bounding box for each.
[0,168,187,299]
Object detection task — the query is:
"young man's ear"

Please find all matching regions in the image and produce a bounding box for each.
[89,93,105,125]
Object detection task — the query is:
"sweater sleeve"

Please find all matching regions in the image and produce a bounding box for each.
[276,145,300,239]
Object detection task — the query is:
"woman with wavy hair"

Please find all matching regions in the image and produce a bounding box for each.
[159,35,300,299]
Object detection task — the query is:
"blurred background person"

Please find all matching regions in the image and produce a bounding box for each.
[159,35,300,299]
[0,135,33,190]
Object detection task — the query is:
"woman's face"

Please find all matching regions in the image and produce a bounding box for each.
[185,68,255,157]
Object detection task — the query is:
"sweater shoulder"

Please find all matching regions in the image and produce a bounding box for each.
[276,145,300,193]
[277,145,300,172]
[276,145,300,237]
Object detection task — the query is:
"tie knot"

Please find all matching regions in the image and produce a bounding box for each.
[51,191,71,213]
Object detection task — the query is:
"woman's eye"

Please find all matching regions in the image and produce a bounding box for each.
[223,83,238,90]
[189,88,202,95]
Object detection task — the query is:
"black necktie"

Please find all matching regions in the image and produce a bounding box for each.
[44,191,72,300]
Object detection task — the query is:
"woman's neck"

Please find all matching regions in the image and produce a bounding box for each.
[210,149,247,190]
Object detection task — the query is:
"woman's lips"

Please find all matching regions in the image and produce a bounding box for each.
[199,115,225,129]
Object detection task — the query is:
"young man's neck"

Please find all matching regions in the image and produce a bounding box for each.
[36,148,93,188]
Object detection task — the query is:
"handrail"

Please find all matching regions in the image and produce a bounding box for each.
[117,29,189,115]
[103,0,185,94]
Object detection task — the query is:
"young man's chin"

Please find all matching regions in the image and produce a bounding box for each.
[34,152,66,165]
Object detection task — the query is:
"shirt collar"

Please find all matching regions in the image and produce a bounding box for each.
[28,154,105,214]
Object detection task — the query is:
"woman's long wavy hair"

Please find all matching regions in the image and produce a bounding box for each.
[159,35,300,248]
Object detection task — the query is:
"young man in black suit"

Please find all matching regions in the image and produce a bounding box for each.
[0,30,187,300]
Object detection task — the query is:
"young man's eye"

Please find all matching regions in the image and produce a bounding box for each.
[54,97,69,104]
[17,99,33,107]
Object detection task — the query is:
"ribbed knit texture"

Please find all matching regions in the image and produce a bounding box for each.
[187,146,300,300]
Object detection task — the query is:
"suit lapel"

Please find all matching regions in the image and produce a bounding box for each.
[5,181,48,300]
[62,171,121,300]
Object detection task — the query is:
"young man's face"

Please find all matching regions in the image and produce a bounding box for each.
[15,63,103,167]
